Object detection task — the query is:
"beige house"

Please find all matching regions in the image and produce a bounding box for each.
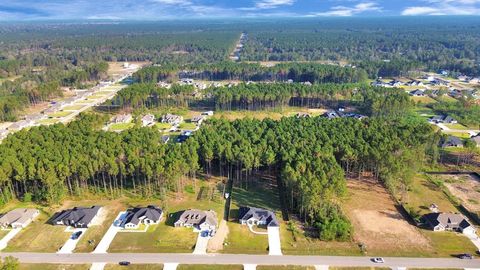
[0,208,39,229]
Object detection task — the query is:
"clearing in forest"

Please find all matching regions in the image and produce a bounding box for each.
[440,173,480,213]
[344,179,433,256]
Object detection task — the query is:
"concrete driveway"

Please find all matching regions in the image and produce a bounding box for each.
[93,211,126,253]
[193,233,210,255]
[267,226,282,256]
[464,231,480,251]
[57,228,87,254]
[0,228,22,250]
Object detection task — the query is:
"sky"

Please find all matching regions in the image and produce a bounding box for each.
[0,0,480,21]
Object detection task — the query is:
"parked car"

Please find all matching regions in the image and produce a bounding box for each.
[119,261,131,266]
[71,231,83,240]
[201,231,209,237]
[459,254,473,259]
[371,257,385,263]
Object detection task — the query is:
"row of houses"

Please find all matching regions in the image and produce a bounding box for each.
[441,134,480,148]
[323,110,366,120]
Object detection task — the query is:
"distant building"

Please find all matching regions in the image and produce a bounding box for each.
[51,206,102,228]
[406,80,424,87]
[423,212,475,235]
[121,206,163,229]
[0,208,39,229]
[161,114,183,126]
[174,209,217,232]
[112,114,132,124]
[201,111,214,116]
[441,136,463,148]
[191,115,206,125]
[428,115,457,124]
[324,110,340,119]
[410,89,425,97]
[141,114,155,127]
[238,206,279,228]
[295,113,311,118]
[470,134,480,147]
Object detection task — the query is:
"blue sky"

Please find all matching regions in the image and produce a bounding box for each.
[1,0,480,21]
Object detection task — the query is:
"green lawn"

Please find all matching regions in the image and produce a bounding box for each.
[442,131,471,139]
[411,96,437,104]
[109,123,135,131]
[223,179,282,254]
[422,230,478,257]
[3,211,71,252]
[402,175,458,217]
[62,105,85,111]
[178,265,243,270]
[109,183,224,253]
[179,122,197,130]
[19,264,89,270]
[38,118,60,125]
[155,122,172,131]
[48,111,72,118]
[257,266,315,270]
[444,123,470,130]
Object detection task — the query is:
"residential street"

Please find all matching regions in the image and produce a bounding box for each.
[1,252,480,268]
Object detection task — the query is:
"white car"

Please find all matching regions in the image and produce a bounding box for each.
[372,257,385,263]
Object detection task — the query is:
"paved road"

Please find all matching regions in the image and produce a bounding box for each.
[1,253,480,268]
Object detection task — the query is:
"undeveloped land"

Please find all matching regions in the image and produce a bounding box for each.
[344,179,432,254]
[441,174,480,213]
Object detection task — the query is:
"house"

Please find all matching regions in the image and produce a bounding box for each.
[449,89,463,99]
[141,114,155,127]
[469,78,480,84]
[295,113,311,118]
[406,80,424,87]
[324,110,340,119]
[443,115,457,124]
[440,70,449,76]
[161,114,183,126]
[51,206,102,228]
[371,80,388,87]
[121,205,163,229]
[470,134,480,147]
[410,89,425,97]
[238,206,279,228]
[441,136,463,148]
[161,135,170,144]
[389,80,403,87]
[112,114,132,124]
[157,82,171,89]
[191,115,206,125]
[201,111,214,116]
[428,115,457,124]
[174,209,217,232]
[0,208,39,229]
[423,212,475,235]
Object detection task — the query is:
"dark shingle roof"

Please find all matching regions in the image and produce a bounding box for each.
[121,205,163,226]
[238,206,279,227]
[52,206,101,227]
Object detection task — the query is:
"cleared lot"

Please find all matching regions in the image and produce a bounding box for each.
[344,179,432,256]
[441,174,480,213]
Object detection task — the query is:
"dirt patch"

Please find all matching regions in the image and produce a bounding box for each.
[208,220,229,252]
[344,179,432,253]
[442,174,480,212]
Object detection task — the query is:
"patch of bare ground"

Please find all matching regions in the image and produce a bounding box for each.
[442,174,480,212]
[208,220,229,252]
[344,179,433,254]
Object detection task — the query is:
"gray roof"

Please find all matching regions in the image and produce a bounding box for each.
[472,134,480,145]
[175,209,217,227]
[121,205,163,226]
[442,136,463,148]
[424,212,472,230]
[238,206,279,227]
[0,208,38,226]
[52,206,101,227]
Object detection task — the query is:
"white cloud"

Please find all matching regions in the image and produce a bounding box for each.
[402,0,480,15]
[311,2,381,17]
[255,0,295,9]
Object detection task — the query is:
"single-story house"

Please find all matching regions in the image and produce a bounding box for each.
[471,134,480,147]
[174,209,217,232]
[0,208,39,229]
[238,206,279,228]
[121,205,163,229]
[296,113,311,118]
[324,110,340,119]
[428,115,457,124]
[441,136,463,148]
[51,206,102,228]
[161,114,183,126]
[141,114,155,127]
[112,114,132,124]
[423,212,476,235]
[191,115,206,125]
[410,89,425,97]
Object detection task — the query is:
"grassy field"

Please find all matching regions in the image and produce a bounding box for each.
[442,131,471,139]
[223,177,281,254]
[257,266,315,270]
[48,111,72,118]
[411,96,437,104]
[38,118,61,125]
[156,122,172,131]
[62,105,85,111]
[179,122,197,130]
[178,265,243,270]
[443,123,471,130]
[19,264,89,270]
[401,175,458,216]
[108,123,135,131]
[212,107,326,121]
[109,181,224,253]
[3,210,71,252]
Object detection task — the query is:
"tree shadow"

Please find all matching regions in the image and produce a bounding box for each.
[166,210,184,227]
